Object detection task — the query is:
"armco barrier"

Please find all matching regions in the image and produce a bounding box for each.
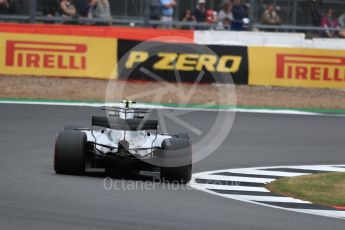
[305,38,345,50]
[117,39,248,84]
[194,31,306,47]
[248,47,345,89]
[0,32,117,79]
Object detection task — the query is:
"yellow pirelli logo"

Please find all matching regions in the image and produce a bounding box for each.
[248,47,345,89]
[6,41,87,70]
[0,33,117,79]
[276,54,345,82]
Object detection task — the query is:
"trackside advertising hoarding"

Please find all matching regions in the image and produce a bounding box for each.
[117,39,249,84]
[0,33,117,79]
[249,47,345,89]
[2,26,344,89]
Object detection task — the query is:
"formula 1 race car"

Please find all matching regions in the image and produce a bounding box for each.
[54,100,192,183]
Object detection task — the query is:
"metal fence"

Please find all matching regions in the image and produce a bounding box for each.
[0,0,345,35]
[249,0,345,25]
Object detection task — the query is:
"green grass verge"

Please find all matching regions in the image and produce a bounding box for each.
[1,97,345,115]
[0,98,234,109]
[267,172,345,206]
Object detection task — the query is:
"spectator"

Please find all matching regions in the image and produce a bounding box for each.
[232,0,249,30]
[310,0,323,26]
[0,0,10,14]
[180,9,196,29]
[181,10,196,30]
[261,4,281,25]
[218,1,234,30]
[232,0,247,21]
[74,0,90,17]
[42,0,59,16]
[12,0,30,15]
[89,0,112,25]
[149,0,162,20]
[338,11,345,38]
[206,9,217,24]
[321,8,339,38]
[160,0,176,28]
[193,0,207,23]
[60,0,76,17]
[338,11,345,28]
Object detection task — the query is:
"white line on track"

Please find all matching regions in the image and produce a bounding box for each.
[222,195,311,203]
[216,168,308,177]
[190,165,345,220]
[290,209,345,219]
[189,184,270,192]
[280,165,345,172]
[194,174,275,184]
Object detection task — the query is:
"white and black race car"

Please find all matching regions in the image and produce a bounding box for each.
[54,100,192,183]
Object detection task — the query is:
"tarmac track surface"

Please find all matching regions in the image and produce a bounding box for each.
[0,104,344,230]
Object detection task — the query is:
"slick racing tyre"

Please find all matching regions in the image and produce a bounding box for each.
[160,138,192,183]
[54,130,87,175]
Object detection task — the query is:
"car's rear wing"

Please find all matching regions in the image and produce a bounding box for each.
[100,106,150,114]
[100,106,151,119]
[92,116,158,131]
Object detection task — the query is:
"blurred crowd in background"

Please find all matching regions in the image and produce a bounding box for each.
[0,0,344,38]
[0,0,112,25]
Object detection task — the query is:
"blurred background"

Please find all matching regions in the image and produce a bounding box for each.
[0,0,344,38]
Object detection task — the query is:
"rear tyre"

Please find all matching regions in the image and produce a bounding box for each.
[54,130,87,175]
[160,138,192,183]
